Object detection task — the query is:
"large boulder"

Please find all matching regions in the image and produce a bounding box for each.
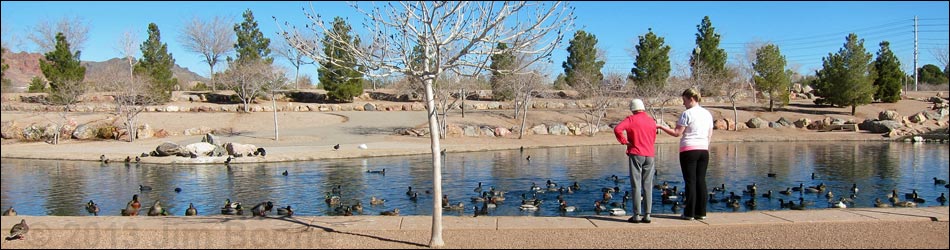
[776,117,793,127]
[746,117,768,129]
[714,119,729,130]
[908,112,927,124]
[463,126,479,137]
[548,123,570,135]
[363,103,376,111]
[184,142,217,157]
[156,142,184,156]
[2,121,22,140]
[494,127,511,137]
[793,118,811,129]
[72,123,100,140]
[879,110,900,121]
[22,124,44,141]
[136,124,154,140]
[858,119,903,133]
[531,124,548,135]
[224,142,258,156]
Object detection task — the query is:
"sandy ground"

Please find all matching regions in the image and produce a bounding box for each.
[1,91,946,164]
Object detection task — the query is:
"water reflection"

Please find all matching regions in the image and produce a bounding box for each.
[2,141,948,217]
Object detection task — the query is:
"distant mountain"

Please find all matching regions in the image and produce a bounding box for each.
[1,51,209,92]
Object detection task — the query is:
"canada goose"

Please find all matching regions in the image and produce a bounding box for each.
[779,188,793,196]
[811,172,818,179]
[712,183,726,192]
[474,182,483,193]
[85,200,99,216]
[850,183,859,194]
[405,186,414,196]
[708,193,720,204]
[380,208,399,216]
[874,198,891,208]
[935,177,948,185]
[888,189,900,204]
[792,183,805,192]
[726,198,740,208]
[2,207,16,216]
[762,190,773,199]
[409,192,419,202]
[473,204,489,217]
[937,193,947,203]
[185,203,198,216]
[744,198,757,208]
[778,199,789,209]
[277,205,293,217]
[904,189,918,199]
[789,200,806,210]
[745,183,757,194]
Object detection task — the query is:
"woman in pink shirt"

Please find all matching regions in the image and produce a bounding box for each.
[613,98,657,223]
[658,88,713,221]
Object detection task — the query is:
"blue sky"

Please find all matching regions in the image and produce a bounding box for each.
[2,1,948,80]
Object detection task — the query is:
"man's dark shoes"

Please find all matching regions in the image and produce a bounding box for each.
[627,216,640,223]
[640,218,651,223]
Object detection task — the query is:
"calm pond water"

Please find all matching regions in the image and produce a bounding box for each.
[1,141,948,217]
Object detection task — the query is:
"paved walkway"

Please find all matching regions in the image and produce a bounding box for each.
[1,207,947,248]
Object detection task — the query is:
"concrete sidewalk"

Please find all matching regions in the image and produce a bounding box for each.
[1,207,947,248]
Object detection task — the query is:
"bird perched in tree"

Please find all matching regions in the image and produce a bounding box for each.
[6,219,28,241]
[2,207,15,216]
[85,200,99,216]
[185,203,198,216]
[333,144,340,150]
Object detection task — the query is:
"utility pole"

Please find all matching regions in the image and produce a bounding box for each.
[914,16,918,92]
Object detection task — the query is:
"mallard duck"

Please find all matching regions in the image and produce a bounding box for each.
[571,182,581,191]
[251,201,274,217]
[444,202,465,211]
[139,184,153,191]
[519,199,541,211]
[894,200,917,207]
[351,202,364,213]
[935,177,948,185]
[277,205,293,217]
[779,187,793,196]
[221,199,241,215]
[608,207,626,216]
[529,182,541,192]
[85,200,99,216]
[185,203,198,216]
[147,200,167,216]
[559,200,576,212]
[2,207,15,216]
[593,201,606,214]
[325,192,341,205]
[380,208,399,216]
[874,198,891,208]
[370,196,386,205]
[7,219,28,241]
[830,200,847,208]
[122,194,142,216]
[936,193,947,203]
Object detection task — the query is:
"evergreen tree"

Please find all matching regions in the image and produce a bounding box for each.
[562,30,604,88]
[1,46,9,92]
[490,42,516,101]
[752,44,791,112]
[231,9,273,65]
[39,32,86,104]
[135,23,179,102]
[28,76,47,93]
[872,41,903,103]
[918,64,948,84]
[318,16,363,103]
[689,16,728,96]
[813,33,875,116]
[630,28,671,90]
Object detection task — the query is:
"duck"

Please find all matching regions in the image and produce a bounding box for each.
[185,203,198,216]
[911,193,926,204]
[405,186,414,196]
[712,183,726,192]
[370,196,386,205]
[380,208,399,216]
[792,183,805,192]
[546,180,558,189]
[571,181,581,191]
[85,200,99,216]
[519,199,542,211]
[251,201,274,217]
[804,185,821,194]
[174,187,182,193]
[529,182,541,192]
[351,202,364,214]
[762,190,773,199]
[325,192,341,205]
[473,182,483,193]
[744,183,757,194]
[559,200,576,212]
[654,181,670,190]
[147,200,167,216]
[937,193,947,203]
[779,187,793,196]
[122,194,142,216]
[767,172,777,178]
[2,207,15,216]
[221,199,242,215]
[608,207,626,216]
[409,192,419,202]
[367,168,386,174]
[825,191,835,200]
[7,219,28,241]
[593,201,606,214]
[333,144,340,150]
[894,200,917,207]
[726,198,741,208]
[874,198,891,208]
[135,156,141,164]
[850,183,859,194]
[789,200,806,210]
[282,170,288,176]
[444,202,465,211]
[277,205,294,217]
[830,199,847,208]
[708,193,720,204]
[139,184,153,191]
[935,177,948,185]
[744,198,757,208]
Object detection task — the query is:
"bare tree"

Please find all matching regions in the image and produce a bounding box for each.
[574,70,625,136]
[273,31,314,90]
[510,70,548,139]
[220,60,272,113]
[45,79,85,145]
[276,2,574,246]
[933,46,949,72]
[263,65,290,141]
[109,29,157,142]
[27,15,89,53]
[722,65,743,131]
[179,15,235,92]
[738,41,765,104]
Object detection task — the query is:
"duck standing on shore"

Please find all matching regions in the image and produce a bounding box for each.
[6,219,28,241]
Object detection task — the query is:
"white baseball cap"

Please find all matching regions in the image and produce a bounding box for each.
[630,99,645,111]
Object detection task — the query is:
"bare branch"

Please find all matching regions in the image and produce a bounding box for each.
[27,15,90,54]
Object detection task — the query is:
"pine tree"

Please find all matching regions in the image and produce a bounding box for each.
[689,16,728,96]
[752,44,791,112]
[490,42,516,101]
[39,32,86,104]
[135,23,179,103]
[630,28,671,90]
[1,46,9,92]
[562,30,604,88]
[231,9,273,66]
[318,16,363,103]
[814,33,876,116]
[872,41,904,103]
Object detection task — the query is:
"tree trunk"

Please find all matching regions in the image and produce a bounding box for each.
[294,66,300,90]
[460,89,465,118]
[128,119,136,143]
[769,98,774,112]
[272,95,279,141]
[732,99,739,131]
[423,77,445,247]
[851,104,856,116]
[210,63,216,92]
[519,94,531,139]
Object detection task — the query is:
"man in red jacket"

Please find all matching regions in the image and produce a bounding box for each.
[613,98,657,223]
